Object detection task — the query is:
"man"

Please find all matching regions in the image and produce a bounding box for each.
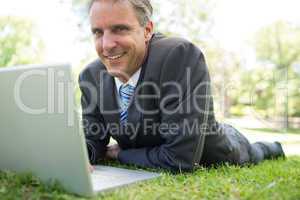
[79,0,285,172]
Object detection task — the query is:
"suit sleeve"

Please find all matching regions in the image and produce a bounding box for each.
[118,41,216,172]
[79,70,110,164]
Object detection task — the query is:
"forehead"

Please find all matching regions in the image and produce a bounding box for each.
[89,0,140,27]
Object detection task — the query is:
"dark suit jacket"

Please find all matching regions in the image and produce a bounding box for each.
[79,33,230,172]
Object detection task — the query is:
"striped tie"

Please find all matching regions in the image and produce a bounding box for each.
[119,84,135,124]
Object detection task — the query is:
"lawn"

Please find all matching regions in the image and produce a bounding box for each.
[0,157,299,200]
[246,128,300,135]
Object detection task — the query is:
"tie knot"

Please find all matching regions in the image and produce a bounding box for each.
[120,84,135,94]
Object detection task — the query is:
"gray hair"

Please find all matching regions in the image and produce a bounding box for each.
[89,0,153,27]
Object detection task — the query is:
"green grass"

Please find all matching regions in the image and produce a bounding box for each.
[1,157,300,200]
[246,128,300,134]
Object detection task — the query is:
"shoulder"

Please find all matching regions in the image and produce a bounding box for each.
[79,59,106,82]
[145,34,208,83]
[150,33,202,55]
[148,33,203,66]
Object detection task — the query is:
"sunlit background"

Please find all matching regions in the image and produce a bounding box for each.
[1,0,300,153]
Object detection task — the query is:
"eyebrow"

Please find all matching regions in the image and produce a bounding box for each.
[111,24,131,30]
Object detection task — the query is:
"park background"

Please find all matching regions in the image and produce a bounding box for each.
[1,0,300,199]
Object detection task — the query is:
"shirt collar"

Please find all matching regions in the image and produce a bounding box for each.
[114,67,141,92]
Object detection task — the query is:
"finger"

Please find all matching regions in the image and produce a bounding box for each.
[89,165,95,172]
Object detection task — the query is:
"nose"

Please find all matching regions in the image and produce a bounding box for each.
[101,32,117,54]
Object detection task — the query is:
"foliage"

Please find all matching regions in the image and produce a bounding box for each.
[253,21,300,119]
[238,67,275,117]
[255,21,300,69]
[205,44,243,118]
[0,16,44,67]
[152,0,216,45]
[0,157,299,199]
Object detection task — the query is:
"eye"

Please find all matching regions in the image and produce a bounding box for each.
[113,25,130,33]
[92,29,103,38]
[116,27,125,32]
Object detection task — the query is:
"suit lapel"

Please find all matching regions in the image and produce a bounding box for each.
[126,90,142,147]
[98,71,120,127]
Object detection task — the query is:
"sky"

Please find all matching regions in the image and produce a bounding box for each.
[1,0,300,66]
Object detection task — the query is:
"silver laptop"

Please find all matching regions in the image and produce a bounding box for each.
[0,64,160,197]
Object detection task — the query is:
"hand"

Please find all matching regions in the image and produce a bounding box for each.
[88,164,95,173]
[105,144,121,160]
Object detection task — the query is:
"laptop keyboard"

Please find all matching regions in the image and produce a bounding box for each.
[90,169,135,191]
[89,166,160,192]
[91,170,122,183]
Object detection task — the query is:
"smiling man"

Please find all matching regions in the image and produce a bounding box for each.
[90,0,153,82]
[79,0,285,172]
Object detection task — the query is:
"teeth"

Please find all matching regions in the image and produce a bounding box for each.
[107,54,124,60]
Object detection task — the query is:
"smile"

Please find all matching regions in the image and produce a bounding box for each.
[105,53,126,60]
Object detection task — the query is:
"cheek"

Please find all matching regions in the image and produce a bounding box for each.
[94,39,103,54]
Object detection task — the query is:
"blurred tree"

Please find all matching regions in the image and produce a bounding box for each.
[205,43,243,119]
[255,21,300,70]
[239,66,277,117]
[0,16,44,67]
[254,21,300,128]
[152,0,216,46]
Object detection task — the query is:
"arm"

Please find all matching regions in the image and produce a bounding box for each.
[117,41,216,172]
[79,70,110,164]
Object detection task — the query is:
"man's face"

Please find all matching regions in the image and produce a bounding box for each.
[90,0,153,81]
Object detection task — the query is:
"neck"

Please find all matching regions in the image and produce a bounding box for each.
[118,76,128,83]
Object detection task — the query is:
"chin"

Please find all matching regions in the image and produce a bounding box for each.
[107,69,120,77]
[107,68,129,80]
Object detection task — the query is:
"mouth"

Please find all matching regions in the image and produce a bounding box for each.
[104,52,126,61]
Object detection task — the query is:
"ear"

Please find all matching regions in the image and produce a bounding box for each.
[144,21,154,42]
